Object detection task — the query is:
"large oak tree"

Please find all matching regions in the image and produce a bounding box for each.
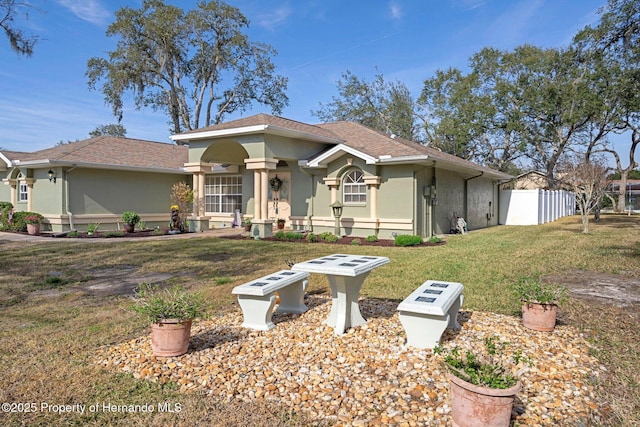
[86,0,288,135]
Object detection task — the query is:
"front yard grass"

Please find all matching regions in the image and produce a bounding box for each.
[0,214,638,426]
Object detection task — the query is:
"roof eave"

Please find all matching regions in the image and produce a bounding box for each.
[171,124,343,145]
[15,159,188,174]
[0,152,12,168]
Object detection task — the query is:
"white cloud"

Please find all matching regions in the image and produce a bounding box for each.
[256,6,292,31]
[55,0,111,26]
[485,0,545,48]
[389,1,403,20]
[452,0,486,12]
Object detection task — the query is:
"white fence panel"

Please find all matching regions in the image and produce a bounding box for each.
[499,189,575,225]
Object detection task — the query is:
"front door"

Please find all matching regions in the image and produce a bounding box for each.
[268,172,291,223]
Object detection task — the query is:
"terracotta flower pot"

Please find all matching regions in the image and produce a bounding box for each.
[27,223,41,236]
[521,301,557,331]
[448,373,521,427]
[150,319,192,357]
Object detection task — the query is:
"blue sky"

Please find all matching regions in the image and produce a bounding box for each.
[4,0,630,163]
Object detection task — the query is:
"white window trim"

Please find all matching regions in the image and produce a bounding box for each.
[342,169,367,205]
[204,175,243,214]
[18,181,28,202]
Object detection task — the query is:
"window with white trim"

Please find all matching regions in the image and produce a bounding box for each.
[19,181,28,202]
[343,170,366,204]
[205,175,242,213]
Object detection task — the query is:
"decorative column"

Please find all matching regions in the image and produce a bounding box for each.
[253,169,262,220]
[323,177,340,204]
[183,162,211,232]
[5,179,17,207]
[25,178,34,212]
[260,168,269,220]
[364,176,381,219]
[244,158,278,238]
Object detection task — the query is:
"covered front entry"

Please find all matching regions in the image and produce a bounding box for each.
[268,171,291,225]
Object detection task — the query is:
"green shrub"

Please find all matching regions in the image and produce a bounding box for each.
[121,211,140,226]
[8,211,43,232]
[274,231,286,240]
[131,284,210,324]
[511,274,568,305]
[284,231,303,240]
[394,234,423,247]
[428,236,442,244]
[306,232,318,242]
[365,235,378,242]
[67,230,79,238]
[0,202,13,230]
[351,238,362,246]
[319,232,338,243]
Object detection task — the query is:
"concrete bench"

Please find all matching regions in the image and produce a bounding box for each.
[232,270,309,330]
[398,280,464,349]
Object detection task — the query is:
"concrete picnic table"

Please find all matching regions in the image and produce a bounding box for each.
[291,254,390,335]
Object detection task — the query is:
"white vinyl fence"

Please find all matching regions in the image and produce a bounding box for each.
[499,189,576,225]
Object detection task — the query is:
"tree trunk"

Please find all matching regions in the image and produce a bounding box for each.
[617,171,629,212]
[581,212,590,234]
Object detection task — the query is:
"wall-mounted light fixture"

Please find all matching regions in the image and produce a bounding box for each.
[48,169,56,183]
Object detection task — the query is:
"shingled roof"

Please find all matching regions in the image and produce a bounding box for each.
[173,113,342,143]
[4,136,188,172]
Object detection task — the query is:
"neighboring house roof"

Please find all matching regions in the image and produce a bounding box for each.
[501,170,550,190]
[2,136,188,173]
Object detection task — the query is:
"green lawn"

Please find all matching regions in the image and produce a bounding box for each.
[0,214,638,426]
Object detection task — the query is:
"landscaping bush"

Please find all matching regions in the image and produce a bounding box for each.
[285,231,304,240]
[394,234,424,246]
[274,230,286,240]
[365,235,378,242]
[319,232,339,243]
[0,201,13,230]
[305,232,318,242]
[6,211,43,232]
[428,236,442,244]
[351,238,362,246]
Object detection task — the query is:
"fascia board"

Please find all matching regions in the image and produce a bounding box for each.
[306,144,377,167]
[15,159,188,175]
[0,152,11,168]
[377,155,430,164]
[171,124,343,145]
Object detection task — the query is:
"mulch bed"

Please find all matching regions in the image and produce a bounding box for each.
[222,233,446,247]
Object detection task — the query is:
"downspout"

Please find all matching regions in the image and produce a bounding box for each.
[464,172,484,224]
[299,166,315,232]
[64,165,77,231]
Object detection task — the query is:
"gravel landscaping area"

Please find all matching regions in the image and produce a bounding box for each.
[96,295,605,426]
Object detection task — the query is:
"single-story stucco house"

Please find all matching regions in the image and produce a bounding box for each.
[1,114,513,238]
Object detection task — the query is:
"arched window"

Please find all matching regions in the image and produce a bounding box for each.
[343,170,366,204]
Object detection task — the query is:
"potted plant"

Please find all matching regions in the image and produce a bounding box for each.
[276,218,286,229]
[86,223,100,236]
[242,218,252,232]
[24,214,43,235]
[436,336,527,427]
[121,211,140,233]
[131,284,210,357]
[512,274,568,331]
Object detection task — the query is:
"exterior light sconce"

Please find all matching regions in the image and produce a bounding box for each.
[330,200,343,236]
[48,169,56,183]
